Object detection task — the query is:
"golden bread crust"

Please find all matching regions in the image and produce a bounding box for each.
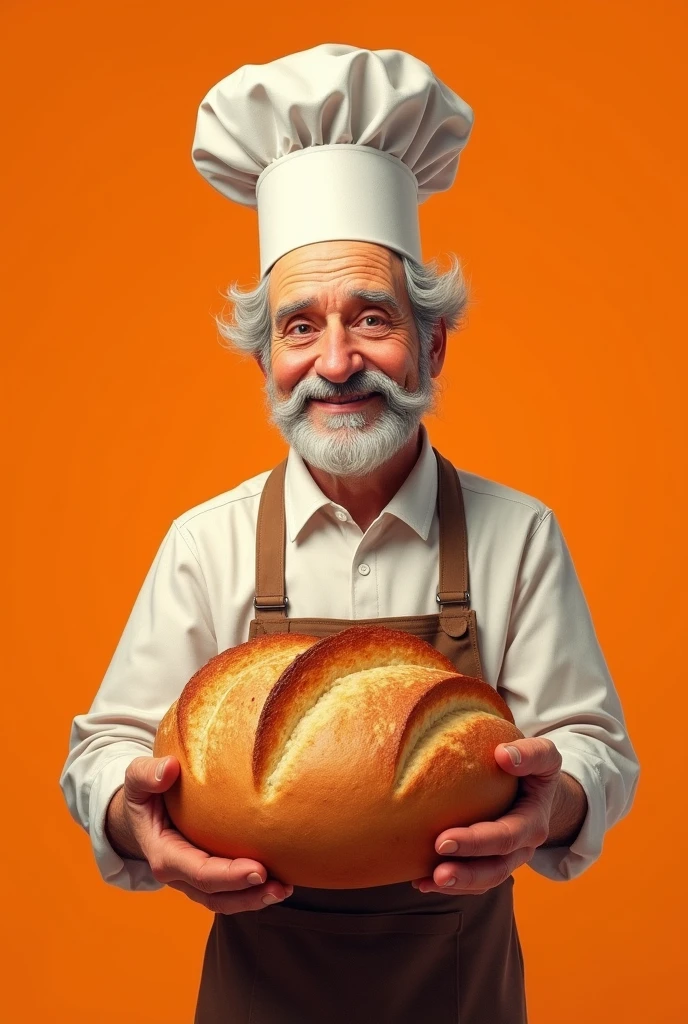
[154,626,523,888]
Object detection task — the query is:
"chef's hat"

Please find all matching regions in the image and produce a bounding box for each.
[192,43,474,277]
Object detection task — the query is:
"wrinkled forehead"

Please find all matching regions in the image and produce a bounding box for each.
[267,240,409,316]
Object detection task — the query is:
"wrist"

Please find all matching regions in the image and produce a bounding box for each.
[105,785,147,861]
[541,771,588,848]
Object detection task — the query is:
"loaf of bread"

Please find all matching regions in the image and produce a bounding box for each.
[153,626,524,888]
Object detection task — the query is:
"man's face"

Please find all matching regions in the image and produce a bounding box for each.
[259,239,446,475]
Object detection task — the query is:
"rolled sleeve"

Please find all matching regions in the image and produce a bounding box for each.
[498,511,641,882]
[59,522,218,892]
[88,752,164,891]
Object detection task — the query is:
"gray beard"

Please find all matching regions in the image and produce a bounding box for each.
[264,352,437,477]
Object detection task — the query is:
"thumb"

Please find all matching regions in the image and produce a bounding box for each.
[494,738,562,777]
[125,754,180,804]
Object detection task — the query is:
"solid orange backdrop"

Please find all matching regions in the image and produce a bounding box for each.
[2,1,686,1022]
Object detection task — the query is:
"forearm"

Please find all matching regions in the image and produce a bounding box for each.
[541,771,588,848]
[105,785,147,861]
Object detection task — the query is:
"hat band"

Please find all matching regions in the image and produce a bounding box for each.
[256,144,421,277]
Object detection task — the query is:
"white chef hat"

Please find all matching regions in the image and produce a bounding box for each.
[192,43,474,277]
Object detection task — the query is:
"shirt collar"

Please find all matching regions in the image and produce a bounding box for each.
[284,425,438,542]
[284,446,332,542]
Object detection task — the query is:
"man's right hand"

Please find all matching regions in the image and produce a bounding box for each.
[105,754,294,913]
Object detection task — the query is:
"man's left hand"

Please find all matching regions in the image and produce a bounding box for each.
[411,737,562,895]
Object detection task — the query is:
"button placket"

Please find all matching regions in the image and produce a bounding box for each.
[352,543,378,618]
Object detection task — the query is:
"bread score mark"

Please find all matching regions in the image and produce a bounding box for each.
[176,635,317,782]
[259,664,453,798]
[392,675,511,796]
[252,626,457,795]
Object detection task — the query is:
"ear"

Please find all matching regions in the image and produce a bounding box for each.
[428,318,447,378]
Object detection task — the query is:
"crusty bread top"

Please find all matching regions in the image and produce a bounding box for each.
[160,625,517,805]
[252,626,514,794]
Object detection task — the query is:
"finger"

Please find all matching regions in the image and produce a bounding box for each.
[435,808,547,858]
[432,846,536,891]
[150,829,275,893]
[411,880,488,896]
[168,878,294,914]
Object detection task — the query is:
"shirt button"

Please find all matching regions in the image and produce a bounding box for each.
[335,510,347,521]
[358,563,371,576]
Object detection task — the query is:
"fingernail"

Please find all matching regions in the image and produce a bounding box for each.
[262,893,279,905]
[247,872,263,885]
[442,877,457,887]
[505,745,521,765]
[438,840,458,854]
[155,757,169,781]
[284,885,294,897]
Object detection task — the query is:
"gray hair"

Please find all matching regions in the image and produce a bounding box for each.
[215,253,469,365]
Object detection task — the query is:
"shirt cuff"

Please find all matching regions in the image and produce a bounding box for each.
[89,754,164,892]
[526,749,605,882]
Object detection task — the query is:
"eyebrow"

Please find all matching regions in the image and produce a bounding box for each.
[273,297,315,329]
[273,289,401,329]
[348,290,401,315]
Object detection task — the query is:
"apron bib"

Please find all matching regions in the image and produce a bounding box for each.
[194,450,527,1024]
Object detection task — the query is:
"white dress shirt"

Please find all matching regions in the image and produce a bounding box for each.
[59,427,640,893]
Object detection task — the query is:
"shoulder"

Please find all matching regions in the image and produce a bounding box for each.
[455,465,553,542]
[171,467,272,543]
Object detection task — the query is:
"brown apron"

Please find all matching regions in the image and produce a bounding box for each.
[194,449,527,1024]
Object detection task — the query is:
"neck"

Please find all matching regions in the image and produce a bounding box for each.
[304,429,423,533]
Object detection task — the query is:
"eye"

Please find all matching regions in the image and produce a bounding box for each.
[288,323,314,336]
[359,314,388,328]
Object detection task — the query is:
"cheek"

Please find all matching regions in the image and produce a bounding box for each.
[369,339,418,384]
[269,347,312,392]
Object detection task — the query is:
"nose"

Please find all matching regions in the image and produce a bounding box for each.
[313,319,364,383]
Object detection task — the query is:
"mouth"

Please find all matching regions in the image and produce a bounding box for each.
[309,392,380,411]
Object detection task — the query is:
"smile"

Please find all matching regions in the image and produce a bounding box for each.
[310,393,379,409]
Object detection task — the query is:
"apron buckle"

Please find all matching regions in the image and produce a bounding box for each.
[436,591,470,606]
[254,596,289,610]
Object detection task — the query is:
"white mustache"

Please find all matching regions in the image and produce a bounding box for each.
[268,369,430,425]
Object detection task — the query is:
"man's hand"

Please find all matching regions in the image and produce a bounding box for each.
[411,738,563,895]
[106,755,293,912]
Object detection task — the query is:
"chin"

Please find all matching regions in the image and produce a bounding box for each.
[312,413,371,433]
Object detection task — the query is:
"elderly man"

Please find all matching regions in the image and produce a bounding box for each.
[60,44,640,1024]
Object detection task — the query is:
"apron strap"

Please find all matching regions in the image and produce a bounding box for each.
[253,449,471,624]
[433,447,471,638]
[433,447,470,607]
[253,457,289,622]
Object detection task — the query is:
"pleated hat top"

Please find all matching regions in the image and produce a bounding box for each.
[191,43,474,276]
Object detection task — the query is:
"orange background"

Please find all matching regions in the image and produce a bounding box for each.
[2,1,686,1022]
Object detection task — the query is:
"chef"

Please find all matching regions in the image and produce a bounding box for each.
[60,43,640,1024]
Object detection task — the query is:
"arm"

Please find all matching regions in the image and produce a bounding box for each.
[498,509,640,880]
[59,522,218,891]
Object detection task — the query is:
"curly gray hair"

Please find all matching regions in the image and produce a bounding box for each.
[215,254,469,364]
